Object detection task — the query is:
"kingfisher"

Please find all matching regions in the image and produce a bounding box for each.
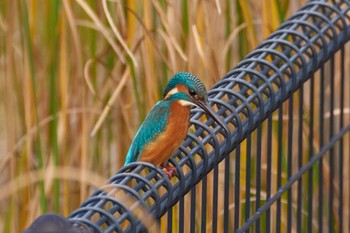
[124,72,228,179]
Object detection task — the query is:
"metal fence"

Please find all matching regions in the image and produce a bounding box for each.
[67,0,350,232]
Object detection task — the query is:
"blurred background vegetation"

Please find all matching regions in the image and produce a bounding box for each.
[4,0,348,232]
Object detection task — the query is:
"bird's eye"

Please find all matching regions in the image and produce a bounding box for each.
[189,89,197,97]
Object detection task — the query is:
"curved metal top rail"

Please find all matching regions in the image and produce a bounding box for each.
[68,1,350,232]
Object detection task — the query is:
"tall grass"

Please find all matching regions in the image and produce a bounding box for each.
[2,0,348,232]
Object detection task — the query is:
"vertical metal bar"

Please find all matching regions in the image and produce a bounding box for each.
[190,186,196,233]
[329,54,335,233]
[179,197,184,233]
[201,176,207,233]
[276,105,283,232]
[347,44,350,232]
[245,135,251,233]
[297,84,304,233]
[234,145,241,231]
[287,88,293,233]
[308,74,314,233]
[266,115,272,233]
[349,45,350,233]
[319,65,325,233]
[212,164,219,233]
[256,124,262,233]
[167,208,172,233]
[338,47,345,233]
[224,155,230,233]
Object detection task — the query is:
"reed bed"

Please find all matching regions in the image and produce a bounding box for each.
[2,0,349,232]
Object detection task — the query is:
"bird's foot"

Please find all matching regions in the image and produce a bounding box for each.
[164,170,175,179]
[160,163,177,179]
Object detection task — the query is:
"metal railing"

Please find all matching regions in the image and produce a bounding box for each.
[65,0,350,232]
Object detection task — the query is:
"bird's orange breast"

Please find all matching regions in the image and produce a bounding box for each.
[140,101,190,166]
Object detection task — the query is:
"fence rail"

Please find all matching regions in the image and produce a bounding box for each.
[66,0,350,232]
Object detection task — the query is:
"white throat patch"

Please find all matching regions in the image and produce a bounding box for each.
[178,99,196,106]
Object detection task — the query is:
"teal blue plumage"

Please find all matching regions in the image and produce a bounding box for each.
[124,100,170,165]
[163,72,208,100]
[124,92,195,165]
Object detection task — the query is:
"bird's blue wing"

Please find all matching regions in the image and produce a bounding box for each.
[124,101,170,165]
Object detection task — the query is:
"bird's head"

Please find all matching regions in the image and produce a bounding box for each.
[163,72,229,134]
[163,72,208,105]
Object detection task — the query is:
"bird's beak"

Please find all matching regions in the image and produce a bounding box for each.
[195,100,230,136]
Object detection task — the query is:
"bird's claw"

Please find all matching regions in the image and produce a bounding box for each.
[164,170,176,179]
[161,163,177,179]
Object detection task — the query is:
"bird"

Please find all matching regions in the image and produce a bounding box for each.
[124,72,228,179]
